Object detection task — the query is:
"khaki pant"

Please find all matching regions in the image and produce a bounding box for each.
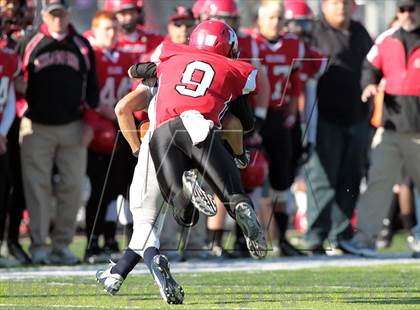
[20,117,86,251]
[355,128,420,243]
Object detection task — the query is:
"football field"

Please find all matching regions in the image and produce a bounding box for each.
[0,257,419,310]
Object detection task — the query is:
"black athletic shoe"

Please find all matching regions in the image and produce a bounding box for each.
[235,202,267,259]
[150,255,184,304]
[103,240,121,261]
[376,219,394,249]
[306,245,326,256]
[278,239,306,256]
[182,170,217,216]
[84,244,109,264]
[7,241,32,264]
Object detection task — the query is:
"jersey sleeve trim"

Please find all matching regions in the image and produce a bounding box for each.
[242,69,258,95]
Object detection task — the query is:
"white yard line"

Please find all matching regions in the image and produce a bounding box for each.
[0,254,417,280]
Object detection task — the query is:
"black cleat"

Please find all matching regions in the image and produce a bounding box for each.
[150,255,184,304]
[278,239,306,256]
[183,170,217,217]
[235,202,267,259]
[7,241,32,265]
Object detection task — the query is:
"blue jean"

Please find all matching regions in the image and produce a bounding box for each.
[304,118,371,248]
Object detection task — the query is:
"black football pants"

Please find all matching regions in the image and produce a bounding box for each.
[149,117,251,218]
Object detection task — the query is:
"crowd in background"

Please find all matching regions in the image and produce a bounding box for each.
[0,0,419,267]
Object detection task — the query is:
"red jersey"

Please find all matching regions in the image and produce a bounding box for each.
[252,33,305,107]
[0,48,20,121]
[117,26,163,63]
[94,47,134,108]
[237,31,254,63]
[154,42,257,127]
[83,29,96,47]
[300,44,327,83]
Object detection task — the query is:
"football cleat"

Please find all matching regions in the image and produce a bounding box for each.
[96,262,124,296]
[183,170,217,217]
[235,202,267,259]
[150,255,184,304]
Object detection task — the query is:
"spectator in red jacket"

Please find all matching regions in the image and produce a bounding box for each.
[340,0,420,258]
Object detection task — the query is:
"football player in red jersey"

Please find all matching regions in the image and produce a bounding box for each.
[83,11,134,264]
[0,46,20,267]
[194,0,271,258]
[96,21,267,304]
[149,20,267,260]
[103,0,163,62]
[252,1,307,256]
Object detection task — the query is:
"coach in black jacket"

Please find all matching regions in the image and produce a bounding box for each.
[304,0,373,254]
[17,0,99,265]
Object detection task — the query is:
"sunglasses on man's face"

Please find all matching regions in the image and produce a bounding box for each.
[173,19,195,28]
[399,6,416,13]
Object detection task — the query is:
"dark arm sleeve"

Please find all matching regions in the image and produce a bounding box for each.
[85,41,99,109]
[361,58,383,90]
[228,95,254,133]
[129,62,157,87]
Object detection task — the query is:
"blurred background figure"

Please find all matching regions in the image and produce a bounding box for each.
[0,0,33,265]
[104,0,162,62]
[340,0,420,258]
[0,33,20,267]
[99,0,163,253]
[282,0,328,251]
[83,10,133,264]
[303,0,373,255]
[251,0,307,257]
[17,0,99,265]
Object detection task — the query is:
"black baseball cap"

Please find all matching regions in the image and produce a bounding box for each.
[169,6,194,22]
[42,0,69,12]
[397,0,420,7]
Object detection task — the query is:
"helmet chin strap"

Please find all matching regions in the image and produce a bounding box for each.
[228,42,239,59]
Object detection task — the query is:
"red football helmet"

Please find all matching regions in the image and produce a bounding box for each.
[103,0,141,12]
[89,117,117,154]
[284,0,313,20]
[189,20,239,58]
[206,0,238,17]
[240,150,268,192]
[192,0,209,19]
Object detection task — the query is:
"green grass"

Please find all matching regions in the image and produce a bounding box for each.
[0,264,419,309]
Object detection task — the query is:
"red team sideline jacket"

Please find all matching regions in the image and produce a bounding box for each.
[364,27,420,132]
[0,48,20,121]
